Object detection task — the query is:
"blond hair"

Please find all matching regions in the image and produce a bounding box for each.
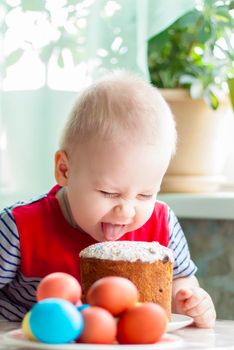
[60,70,176,159]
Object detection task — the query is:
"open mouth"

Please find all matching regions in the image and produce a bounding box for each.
[101,222,126,241]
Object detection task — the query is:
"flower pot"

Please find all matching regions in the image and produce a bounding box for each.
[160,89,234,193]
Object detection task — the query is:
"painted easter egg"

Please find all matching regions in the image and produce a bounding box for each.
[117,302,167,344]
[37,272,81,305]
[78,306,116,344]
[22,311,37,341]
[30,298,83,344]
[77,304,90,312]
[87,276,139,316]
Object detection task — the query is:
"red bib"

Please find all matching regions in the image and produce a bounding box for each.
[13,186,169,281]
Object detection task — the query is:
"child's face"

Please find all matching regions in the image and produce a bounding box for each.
[56,138,169,242]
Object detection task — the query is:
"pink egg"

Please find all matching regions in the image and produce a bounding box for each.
[78,306,116,344]
[37,272,81,305]
[87,276,139,316]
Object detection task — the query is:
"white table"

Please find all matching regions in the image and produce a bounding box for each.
[0,320,234,349]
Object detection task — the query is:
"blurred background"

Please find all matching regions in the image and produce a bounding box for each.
[1,0,234,319]
[0,0,196,203]
[1,0,233,204]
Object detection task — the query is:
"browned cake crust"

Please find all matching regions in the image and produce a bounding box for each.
[80,257,173,318]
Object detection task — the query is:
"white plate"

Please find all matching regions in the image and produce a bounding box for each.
[167,314,193,332]
[3,329,183,349]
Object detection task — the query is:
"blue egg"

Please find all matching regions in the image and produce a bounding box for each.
[77,304,90,312]
[30,298,83,344]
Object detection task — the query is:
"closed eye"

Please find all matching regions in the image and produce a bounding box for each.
[99,191,119,198]
[137,194,154,200]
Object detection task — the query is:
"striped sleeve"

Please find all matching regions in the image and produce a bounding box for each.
[0,207,21,288]
[167,207,197,279]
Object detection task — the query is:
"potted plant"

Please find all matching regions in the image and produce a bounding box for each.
[148,0,234,193]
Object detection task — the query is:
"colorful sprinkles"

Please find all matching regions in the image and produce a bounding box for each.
[79,241,174,263]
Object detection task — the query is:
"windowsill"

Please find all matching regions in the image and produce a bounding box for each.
[158,192,234,220]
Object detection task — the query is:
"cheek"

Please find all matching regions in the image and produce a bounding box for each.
[136,201,156,224]
[70,191,110,222]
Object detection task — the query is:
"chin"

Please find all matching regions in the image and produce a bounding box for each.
[90,232,105,242]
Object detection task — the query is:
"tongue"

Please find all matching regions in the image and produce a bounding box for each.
[102,223,124,241]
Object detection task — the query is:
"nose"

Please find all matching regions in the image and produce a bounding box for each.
[113,200,136,221]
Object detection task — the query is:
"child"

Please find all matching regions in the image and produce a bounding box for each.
[0,71,216,326]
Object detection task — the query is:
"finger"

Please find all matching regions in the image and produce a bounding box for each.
[184,297,212,317]
[183,289,209,311]
[176,288,193,302]
[174,289,194,314]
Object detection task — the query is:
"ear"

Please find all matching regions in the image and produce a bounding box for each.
[54,150,69,186]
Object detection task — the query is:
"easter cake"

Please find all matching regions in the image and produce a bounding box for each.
[79,241,173,318]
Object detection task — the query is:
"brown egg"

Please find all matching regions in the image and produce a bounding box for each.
[37,272,81,305]
[87,276,139,316]
[78,306,117,344]
[117,303,168,344]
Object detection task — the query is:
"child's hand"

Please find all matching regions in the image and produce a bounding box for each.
[174,287,216,328]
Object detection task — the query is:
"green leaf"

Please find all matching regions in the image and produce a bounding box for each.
[228,78,234,110]
[204,89,219,110]
[0,21,8,35]
[6,49,24,67]
[148,31,170,52]
[176,10,200,28]
[40,45,53,63]
[71,49,85,66]
[67,0,81,4]
[21,0,45,11]
[57,51,64,68]
[229,0,234,10]
[197,22,212,43]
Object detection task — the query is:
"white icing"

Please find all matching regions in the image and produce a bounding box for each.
[79,241,174,263]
